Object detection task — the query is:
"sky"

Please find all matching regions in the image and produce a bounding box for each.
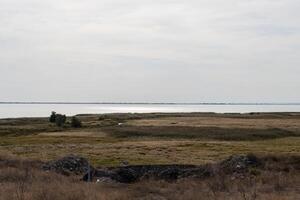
[0,0,300,103]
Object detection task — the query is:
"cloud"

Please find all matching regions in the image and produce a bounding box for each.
[0,0,299,102]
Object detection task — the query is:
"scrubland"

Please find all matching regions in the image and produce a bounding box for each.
[0,112,300,199]
[1,154,300,200]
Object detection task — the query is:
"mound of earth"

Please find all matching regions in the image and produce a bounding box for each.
[43,155,94,176]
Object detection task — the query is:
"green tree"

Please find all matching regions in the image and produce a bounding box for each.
[71,117,82,128]
[55,114,66,127]
[49,111,56,123]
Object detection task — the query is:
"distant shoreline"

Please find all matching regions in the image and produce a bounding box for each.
[1,103,300,119]
[1,102,300,105]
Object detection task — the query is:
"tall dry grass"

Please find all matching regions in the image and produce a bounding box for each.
[0,155,299,200]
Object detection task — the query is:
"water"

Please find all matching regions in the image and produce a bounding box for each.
[0,103,300,119]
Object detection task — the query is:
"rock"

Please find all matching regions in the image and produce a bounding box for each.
[158,168,181,180]
[112,168,139,183]
[43,155,94,175]
[42,154,300,184]
[44,154,262,183]
[220,154,261,174]
[83,165,212,183]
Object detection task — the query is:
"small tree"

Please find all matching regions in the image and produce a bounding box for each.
[55,114,66,127]
[49,111,56,123]
[71,117,82,128]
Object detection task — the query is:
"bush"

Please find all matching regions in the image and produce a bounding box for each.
[71,117,82,128]
[55,114,66,127]
[49,112,56,123]
[98,115,107,121]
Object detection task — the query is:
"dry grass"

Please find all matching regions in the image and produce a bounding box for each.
[0,113,299,199]
[0,136,299,166]
[0,155,300,200]
[127,116,300,130]
[0,112,300,166]
[104,125,299,140]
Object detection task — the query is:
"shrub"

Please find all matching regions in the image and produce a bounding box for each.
[49,112,56,123]
[55,114,66,127]
[71,117,82,128]
[98,115,107,121]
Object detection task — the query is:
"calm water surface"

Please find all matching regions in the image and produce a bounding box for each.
[0,104,300,118]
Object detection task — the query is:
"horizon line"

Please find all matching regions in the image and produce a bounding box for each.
[1,102,300,105]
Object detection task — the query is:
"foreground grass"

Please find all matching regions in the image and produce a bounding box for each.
[1,113,300,199]
[0,154,300,200]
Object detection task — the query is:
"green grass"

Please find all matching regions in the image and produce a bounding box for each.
[104,126,300,141]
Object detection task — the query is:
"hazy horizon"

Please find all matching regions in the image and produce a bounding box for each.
[1,0,300,103]
[1,101,300,105]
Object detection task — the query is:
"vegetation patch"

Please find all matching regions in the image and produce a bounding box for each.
[1,154,300,200]
[104,126,299,141]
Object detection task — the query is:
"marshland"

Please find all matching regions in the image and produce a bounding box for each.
[1,112,300,199]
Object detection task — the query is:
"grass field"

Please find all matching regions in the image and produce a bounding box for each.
[1,112,300,199]
[1,112,300,166]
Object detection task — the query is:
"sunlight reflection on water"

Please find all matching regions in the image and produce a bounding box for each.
[1,104,300,118]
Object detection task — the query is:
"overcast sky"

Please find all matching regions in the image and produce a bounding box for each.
[0,0,299,103]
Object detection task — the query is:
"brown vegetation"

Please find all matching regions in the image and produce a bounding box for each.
[0,113,300,199]
[0,154,300,200]
[0,113,300,166]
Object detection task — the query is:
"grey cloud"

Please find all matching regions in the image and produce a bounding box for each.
[0,0,299,102]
